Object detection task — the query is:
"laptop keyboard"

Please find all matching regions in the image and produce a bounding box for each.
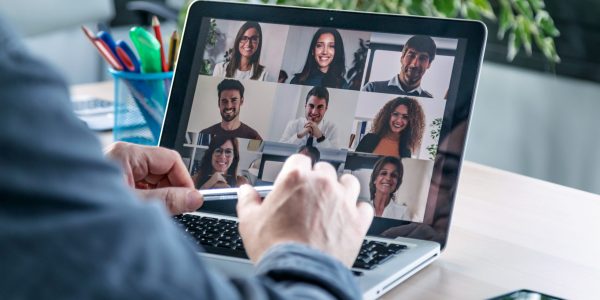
[174,214,408,270]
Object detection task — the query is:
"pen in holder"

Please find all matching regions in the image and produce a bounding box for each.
[110,69,173,145]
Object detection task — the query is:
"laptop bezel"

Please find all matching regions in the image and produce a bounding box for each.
[160,0,487,251]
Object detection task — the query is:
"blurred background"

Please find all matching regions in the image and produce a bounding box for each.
[1,0,598,194]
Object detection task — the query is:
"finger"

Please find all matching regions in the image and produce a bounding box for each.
[236,184,262,219]
[144,147,194,188]
[313,161,338,182]
[356,201,374,234]
[274,154,311,186]
[137,188,203,215]
[122,163,135,187]
[339,173,361,202]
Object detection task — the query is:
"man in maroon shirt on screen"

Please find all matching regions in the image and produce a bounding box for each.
[201,79,262,140]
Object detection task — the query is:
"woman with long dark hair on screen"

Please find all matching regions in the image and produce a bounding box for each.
[193,135,248,189]
[356,97,425,158]
[213,21,268,80]
[369,156,407,219]
[290,28,347,88]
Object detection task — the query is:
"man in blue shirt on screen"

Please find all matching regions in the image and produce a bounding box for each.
[362,35,436,98]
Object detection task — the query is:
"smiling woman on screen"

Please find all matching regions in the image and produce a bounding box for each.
[356,97,425,158]
[290,28,347,89]
[369,156,407,218]
[193,136,248,189]
[213,22,268,81]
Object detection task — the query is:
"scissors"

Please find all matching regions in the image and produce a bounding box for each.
[115,40,141,73]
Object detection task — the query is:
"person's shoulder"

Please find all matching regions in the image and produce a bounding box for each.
[212,61,227,75]
[400,146,411,158]
[362,80,387,92]
[200,123,221,133]
[420,90,433,98]
[361,132,376,138]
[290,74,302,84]
[356,133,379,151]
[240,122,262,139]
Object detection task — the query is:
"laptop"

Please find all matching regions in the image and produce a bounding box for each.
[160,1,486,298]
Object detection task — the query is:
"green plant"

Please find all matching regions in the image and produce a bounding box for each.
[260,0,560,63]
[427,117,443,159]
[199,19,225,75]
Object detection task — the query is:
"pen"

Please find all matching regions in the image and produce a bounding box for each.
[167,30,179,71]
[152,16,168,72]
[81,26,123,71]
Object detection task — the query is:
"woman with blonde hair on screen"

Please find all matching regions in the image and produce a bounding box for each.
[369,156,407,219]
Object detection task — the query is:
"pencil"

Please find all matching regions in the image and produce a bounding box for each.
[167,30,179,71]
[81,26,123,71]
[152,16,168,72]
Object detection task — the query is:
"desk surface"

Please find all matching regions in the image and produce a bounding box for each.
[71,82,600,300]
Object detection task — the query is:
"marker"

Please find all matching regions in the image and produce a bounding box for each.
[129,26,162,73]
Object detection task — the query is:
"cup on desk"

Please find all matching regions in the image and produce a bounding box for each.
[109,69,173,145]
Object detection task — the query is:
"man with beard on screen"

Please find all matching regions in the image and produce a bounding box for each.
[201,79,263,140]
[361,35,436,98]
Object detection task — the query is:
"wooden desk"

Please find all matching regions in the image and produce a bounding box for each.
[71,82,600,300]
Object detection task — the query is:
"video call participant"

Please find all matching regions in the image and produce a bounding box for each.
[356,97,425,158]
[212,21,268,81]
[290,28,348,89]
[370,156,407,219]
[200,79,262,140]
[362,35,436,98]
[280,86,340,148]
[193,136,248,189]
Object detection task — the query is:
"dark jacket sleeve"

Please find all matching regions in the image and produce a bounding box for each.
[355,133,379,153]
[0,15,360,300]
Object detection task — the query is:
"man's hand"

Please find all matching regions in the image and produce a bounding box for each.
[297,127,311,139]
[104,142,203,214]
[304,121,323,139]
[237,154,373,267]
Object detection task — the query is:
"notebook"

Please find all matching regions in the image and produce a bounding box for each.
[160,1,486,298]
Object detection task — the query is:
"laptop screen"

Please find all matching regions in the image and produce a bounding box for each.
[162,1,486,248]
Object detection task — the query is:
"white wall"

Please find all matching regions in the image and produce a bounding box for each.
[186,75,278,137]
[466,62,600,194]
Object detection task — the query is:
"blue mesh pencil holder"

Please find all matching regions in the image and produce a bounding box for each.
[109,69,173,145]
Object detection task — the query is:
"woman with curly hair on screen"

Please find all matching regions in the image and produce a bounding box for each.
[356,97,425,158]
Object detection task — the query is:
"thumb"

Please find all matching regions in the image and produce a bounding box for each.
[236,184,261,219]
[356,201,375,235]
[138,188,203,215]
